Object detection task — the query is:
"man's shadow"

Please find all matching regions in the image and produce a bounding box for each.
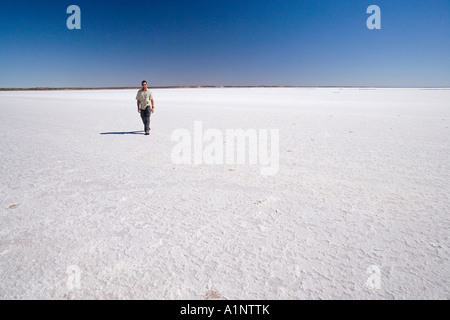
[100,131,145,135]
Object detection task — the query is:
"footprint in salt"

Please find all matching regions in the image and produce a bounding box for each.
[204,290,223,300]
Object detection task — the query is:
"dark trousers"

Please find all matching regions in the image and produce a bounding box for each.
[140,106,151,132]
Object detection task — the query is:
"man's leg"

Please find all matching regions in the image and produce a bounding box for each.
[140,108,146,131]
[141,107,151,134]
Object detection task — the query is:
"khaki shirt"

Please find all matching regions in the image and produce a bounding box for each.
[136,88,154,110]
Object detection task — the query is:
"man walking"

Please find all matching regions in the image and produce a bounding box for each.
[136,80,155,135]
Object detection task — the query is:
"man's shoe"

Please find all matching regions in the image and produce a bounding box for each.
[145,131,150,135]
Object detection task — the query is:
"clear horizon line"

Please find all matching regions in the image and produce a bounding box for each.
[1,85,450,91]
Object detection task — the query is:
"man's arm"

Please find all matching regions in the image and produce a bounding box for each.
[137,100,141,113]
[151,99,155,113]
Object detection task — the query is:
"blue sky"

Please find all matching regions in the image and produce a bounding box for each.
[0,0,449,87]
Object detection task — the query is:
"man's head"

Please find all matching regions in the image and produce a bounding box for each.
[141,80,148,89]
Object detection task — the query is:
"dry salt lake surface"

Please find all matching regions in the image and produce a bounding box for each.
[0,87,449,299]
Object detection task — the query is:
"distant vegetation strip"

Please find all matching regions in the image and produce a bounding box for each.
[1,86,448,91]
[0,86,300,91]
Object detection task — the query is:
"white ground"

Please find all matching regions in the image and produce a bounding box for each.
[0,88,449,300]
